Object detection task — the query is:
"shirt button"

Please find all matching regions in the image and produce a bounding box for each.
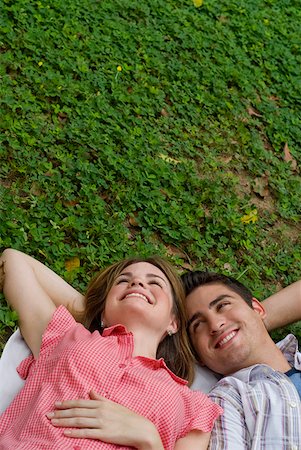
[119,363,126,368]
[289,402,297,408]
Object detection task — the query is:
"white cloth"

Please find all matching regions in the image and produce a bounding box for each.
[0,329,219,414]
[191,364,220,393]
[0,329,30,414]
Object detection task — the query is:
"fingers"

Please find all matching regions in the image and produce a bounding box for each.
[46,394,108,431]
[45,394,154,446]
[54,393,108,410]
[89,390,103,400]
[63,428,103,439]
[47,408,98,420]
[54,400,98,409]
[49,416,101,429]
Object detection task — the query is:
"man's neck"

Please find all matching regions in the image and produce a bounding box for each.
[261,347,291,372]
[240,339,291,374]
[221,337,292,376]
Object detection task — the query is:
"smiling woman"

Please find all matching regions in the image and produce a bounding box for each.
[0,249,222,450]
[80,256,191,379]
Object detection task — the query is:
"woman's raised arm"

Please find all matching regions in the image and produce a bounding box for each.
[0,249,84,358]
[262,280,301,331]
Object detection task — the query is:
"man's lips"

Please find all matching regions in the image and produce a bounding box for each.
[215,330,238,348]
[121,291,153,304]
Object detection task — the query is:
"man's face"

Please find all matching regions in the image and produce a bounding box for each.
[185,283,266,375]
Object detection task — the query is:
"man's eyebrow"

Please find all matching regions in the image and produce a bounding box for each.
[187,294,234,330]
[117,272,167,284]
[208,294,234,308]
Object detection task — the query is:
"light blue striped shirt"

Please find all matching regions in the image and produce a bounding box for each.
[209,334,301,450]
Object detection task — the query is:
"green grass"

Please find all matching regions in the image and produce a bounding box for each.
[1,0,300,347]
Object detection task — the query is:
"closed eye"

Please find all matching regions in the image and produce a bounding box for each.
[116,277,129,284]
[191,319,205,334]
[149,280,163,287]
[192,321,200,332]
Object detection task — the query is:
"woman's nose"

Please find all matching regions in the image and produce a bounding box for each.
[130,277,145,287]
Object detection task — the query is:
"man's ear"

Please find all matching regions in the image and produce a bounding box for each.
[251,297,267,320]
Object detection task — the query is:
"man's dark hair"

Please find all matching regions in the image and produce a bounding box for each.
[181,271,254,308]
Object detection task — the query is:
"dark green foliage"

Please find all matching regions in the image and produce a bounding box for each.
[0,0,300,345]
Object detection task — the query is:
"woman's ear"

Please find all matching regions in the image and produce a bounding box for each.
[252,298,267,320]
[168,314,179,334]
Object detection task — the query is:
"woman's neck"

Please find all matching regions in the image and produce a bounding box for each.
[127,326,162,359]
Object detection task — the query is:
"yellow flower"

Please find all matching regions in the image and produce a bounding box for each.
[117,65,122,72]
[240,209,258,224]
[65,257,80,272]
[193,0,203,7]
[38,61,43,66]
[158,153,180,164]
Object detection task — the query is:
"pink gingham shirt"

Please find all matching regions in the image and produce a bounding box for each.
[0,306,222,450]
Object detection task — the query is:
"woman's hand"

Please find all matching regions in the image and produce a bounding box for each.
[0,248,85,357]
[46,390,164,450]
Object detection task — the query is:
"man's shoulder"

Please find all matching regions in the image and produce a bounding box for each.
[208,372,246,401]
[208,365,268,400]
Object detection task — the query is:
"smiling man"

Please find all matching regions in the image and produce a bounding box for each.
[182,271,301,450]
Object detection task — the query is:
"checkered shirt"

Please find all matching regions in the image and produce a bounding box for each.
[0,306,222,449]
[208,334,301,450]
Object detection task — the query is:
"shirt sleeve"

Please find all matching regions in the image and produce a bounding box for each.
[17,306,77,379]
[180,389,223,437]
[38,305,76,357]
[208,390,250,450]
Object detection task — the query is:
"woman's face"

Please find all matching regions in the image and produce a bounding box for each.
[103,262,178,335]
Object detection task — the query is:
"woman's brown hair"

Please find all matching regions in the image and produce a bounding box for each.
[80,256,195,384]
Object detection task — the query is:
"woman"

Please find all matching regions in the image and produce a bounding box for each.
[0,249,222,449]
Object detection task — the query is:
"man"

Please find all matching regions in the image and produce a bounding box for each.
[182,271,301,450]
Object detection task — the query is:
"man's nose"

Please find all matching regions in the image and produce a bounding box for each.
[208,315,225,334]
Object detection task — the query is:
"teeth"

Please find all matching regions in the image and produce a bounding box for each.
[218,331,236,347]
[124,293,150,303]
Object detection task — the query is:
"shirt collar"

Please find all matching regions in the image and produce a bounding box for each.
[101,325,187,384]
[102,323,130,337]
[276,334,301,369]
